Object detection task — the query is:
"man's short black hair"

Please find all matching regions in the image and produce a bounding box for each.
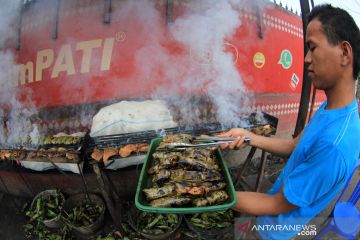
[308,4,360,79]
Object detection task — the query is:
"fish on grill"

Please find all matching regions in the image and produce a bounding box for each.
[102,148,118,165]
[0,150,11,160]
[65,152,78,161]
[91,148,103,161]
[162,134,193,143]
[149,196,192,207]
[41,135,81,145]
[157,134,193,149]
[119,143,149,158]
[10,150,27,161]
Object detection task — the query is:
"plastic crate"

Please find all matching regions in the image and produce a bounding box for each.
[135,138,237,214]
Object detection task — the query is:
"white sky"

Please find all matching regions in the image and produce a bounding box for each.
[273,0,360,27]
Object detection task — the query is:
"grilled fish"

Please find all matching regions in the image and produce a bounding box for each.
[192,198,208,207]
[91,148,103,161]
[206,190,229,205]
[170,169,223,182]
[182,148,213,160]
[0,150,11,160]
[152,169,171,185]
[178,157,219,171]
[162,134,193,143]
[143,184,176,200]
[203,181,226,193]
[152,151,181,161]
[149,196,192,207]
[174,181,226,196]
[103,148,118,165]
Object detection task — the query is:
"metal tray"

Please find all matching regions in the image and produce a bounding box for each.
[135,138,237,214]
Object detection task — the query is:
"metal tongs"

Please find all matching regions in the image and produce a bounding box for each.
[164,135,250,149]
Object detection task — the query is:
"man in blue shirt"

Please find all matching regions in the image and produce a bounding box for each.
[219,4,360,239]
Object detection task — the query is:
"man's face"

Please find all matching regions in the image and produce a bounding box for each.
[304,19,343,90]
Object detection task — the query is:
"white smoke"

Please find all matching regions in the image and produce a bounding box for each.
[170,0,249,126]
[0,0,40,146]
[123,0,256,128]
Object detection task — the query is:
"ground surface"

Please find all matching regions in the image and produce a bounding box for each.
[0,155,359,240]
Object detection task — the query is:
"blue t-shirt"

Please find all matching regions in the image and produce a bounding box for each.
[257,98,360,239]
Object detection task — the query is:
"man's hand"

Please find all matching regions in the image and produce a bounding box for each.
[216,128,255,150]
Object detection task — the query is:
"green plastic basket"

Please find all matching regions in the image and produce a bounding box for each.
[135,138,237,214]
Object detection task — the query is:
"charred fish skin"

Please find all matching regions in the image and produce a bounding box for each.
[143,184,176,200]
[183,148,213,159]
[178,157,220,171]
[147,163,166,175]
[206,190,229,205]
[152,169,171,185]
[204,181,227,193]
[149,196,192,208]
[147,158,173,175]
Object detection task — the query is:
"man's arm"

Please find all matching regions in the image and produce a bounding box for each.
[218,128,301,157]
[248,134,300,157]
[231,187,298,215]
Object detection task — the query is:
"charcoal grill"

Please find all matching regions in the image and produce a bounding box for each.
[90,112,277,146]
[0,132,91,167]
[86,112,278,168]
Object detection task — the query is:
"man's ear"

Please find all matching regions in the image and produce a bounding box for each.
[340,41,353,66]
